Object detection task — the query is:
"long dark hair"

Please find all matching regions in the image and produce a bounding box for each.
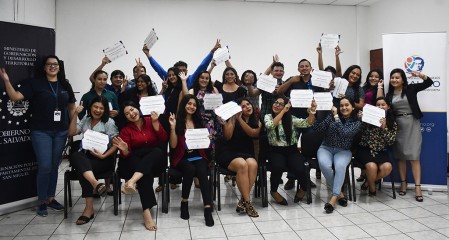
[338,97,358,121]
[136,74,157,96]
[91,70,108,90]
[43,55,75,100]
[193,71,214,96]
[386,68,408,103]
[375,97,395,129]
[121,100,143,122]
[241,70,258,86]
[222,67,241,86]
[175,94,204,135]
[236,97,259,129]
[362,69,384,103]
[271,96,293,145]
[342,65,362,103]
[87,95,110,123]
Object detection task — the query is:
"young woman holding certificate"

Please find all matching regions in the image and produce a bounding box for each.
[216,98,262,218]
[112,101,168,231]
[168,94,214,227]
[386,69,433,202]
[214,67,247,104]
[68,96,119,225]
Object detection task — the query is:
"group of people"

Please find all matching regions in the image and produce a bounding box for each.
[0,40,433,230]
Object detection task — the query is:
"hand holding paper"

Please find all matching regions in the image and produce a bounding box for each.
[103,41,128,62]
[362,104,385,127]
[82,129,109,154]
[185,128,210,149]
[139,95,165,115]
[214,101,242,121]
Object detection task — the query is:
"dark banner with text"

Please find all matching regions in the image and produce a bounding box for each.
[0,21,55,205]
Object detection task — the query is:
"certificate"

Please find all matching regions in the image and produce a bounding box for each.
[185,128,210,150]
[333,77,348,98]
[144,28,158,50]
[82,129,109,154]
[203,94,223,110]
[290,89,313,108]
[213,46,230,66]
[311,70,333,89]
[139,95,165,115]
[214,101,242,121]
[313,92,333,110]
[362,104,385,127]
[257,75,277,93]
[103,41,128,62]
[320,33,340,49]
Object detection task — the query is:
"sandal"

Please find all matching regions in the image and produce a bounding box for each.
[415,185,424,202]
[155,185,163,193]
[361,179,369,191]
[369,190,377,196]
[243,200,259,217]
[236,198,245,213]
[94,183,106,196]
[76,214,94,225]
[170,184,178,190]
[122,183,137,194]
[399,180,407,196]
[144,220,157,231]
[270,191,288,205]
[356,174,366,182]
[231,176,236,187]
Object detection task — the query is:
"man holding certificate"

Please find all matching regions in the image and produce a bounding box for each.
[168,95,214,227]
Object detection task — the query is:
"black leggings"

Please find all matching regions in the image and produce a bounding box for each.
[269,145,307,192]
[70,151,115,198]
[174,158,212,206]
[118,147,165,211]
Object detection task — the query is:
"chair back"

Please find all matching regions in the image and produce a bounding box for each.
[300,131,324,158]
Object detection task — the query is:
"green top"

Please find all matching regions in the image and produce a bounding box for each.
[264,114,311,147]
[78,89,119,120]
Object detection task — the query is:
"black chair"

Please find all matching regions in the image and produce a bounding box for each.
[64,139,120,218]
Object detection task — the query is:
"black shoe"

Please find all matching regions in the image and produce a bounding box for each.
[310,180,317,188]
[204,207,214,226]
[324,203,334,213]
[356,175,366,182]
[294,189,305,203]
[284,179,295,190]
[368,190,377,196]
[180,201,189,220]
[315,170,321,180]
[337,197,348,207]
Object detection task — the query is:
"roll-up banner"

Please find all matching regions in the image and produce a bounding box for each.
[0,21,55,214]
[383,32,447,190]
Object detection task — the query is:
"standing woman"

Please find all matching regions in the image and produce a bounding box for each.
[386,69,433,202]
[168,95,214,226]
[216,98,261,217]
[112,101,168,231]
[162,67,184,114]
[313,97,361,213]
[240,70,260,115]
[214,67,247,104]
[264,96,316,205]
[362,69,385,106]
[0,55,76,217]
[68,96,119,225]
[356,97,397,196]
[337,65,365,110]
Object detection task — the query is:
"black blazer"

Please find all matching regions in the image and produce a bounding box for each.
[388,77,433,119]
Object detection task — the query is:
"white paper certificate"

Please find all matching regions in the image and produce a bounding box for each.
[333,77,349,98]
[311,70,333,89]
[290,89,313,108]
[185,128,210,150]
[203,94,223,110]
[320,33,340,49]
[139,95,165,115]
[362,104,385,127]
[144,28,158,50]
[103,41,128,62]
[82,129,109,154]
[313,92,333,110]
[257,75,277,93]
[214,101,242,121]
[213,46,230,66]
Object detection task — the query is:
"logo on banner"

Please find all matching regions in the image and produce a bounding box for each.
[404,55,424,72]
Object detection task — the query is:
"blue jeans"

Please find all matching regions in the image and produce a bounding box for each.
[317,145,352,197]
[31,130,68,201]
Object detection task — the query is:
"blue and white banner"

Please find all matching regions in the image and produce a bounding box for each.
[383,32,447,187]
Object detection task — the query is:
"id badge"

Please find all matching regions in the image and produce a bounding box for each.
[54,110,61,122]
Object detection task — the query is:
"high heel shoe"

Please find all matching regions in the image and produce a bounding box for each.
[180,201,189,220]
[270,191,288,205]
[399,180,407,196]
[415,185,424,202]
[236,198,245,213]
[243,200,259,217]
[204,207,214,226]
[294,188,305,203]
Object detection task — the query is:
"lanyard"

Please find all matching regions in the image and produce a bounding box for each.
[48,81,59,110]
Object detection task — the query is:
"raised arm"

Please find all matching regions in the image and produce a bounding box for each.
[219,115,236,140]
[68,101,83,136]
[277,76,299,96]
[89,56,110,83]
[168,113,178,148]
[264,55,279,75]
[187,39,221,88]
[0,68,25,101]
[335,46,342,77]
[142,44,168,80]
[317,44,324,71]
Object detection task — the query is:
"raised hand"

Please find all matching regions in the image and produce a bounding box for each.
[142,44,150,55]
[379,117,386,129]
[310,99,317,112]
[169,112,176,128]
[102,56,110,65]
[135,58,143,68]
[112,136,128,152]
[75,101,84,114]
[331,106,338,116]
[335,46,343,56]
[272,54,279,63]
[316,43,322,54]
[378,79,384,88]
[211,39,221,53]
[282,102,291,113]
[179,72,187,82]
[150,111,159,121]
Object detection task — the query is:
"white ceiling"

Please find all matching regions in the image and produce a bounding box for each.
[220,0,381,6]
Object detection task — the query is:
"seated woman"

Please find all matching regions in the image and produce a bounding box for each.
[356,97,397,196]
[216,98,261,217]
[168,94,214,226]
[112,101,167,231]
[68,96,119,225]
[313,97,361,213]
[264,96,316,205]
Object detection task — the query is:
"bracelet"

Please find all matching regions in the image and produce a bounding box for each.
[333,114,339,118]
[309,110,316,115]
[377,87,383,89]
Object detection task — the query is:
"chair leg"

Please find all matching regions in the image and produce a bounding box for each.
[113,173,118,216]
[261,166,268,208]
[350,162,356,202]
[305,162,312,204]
[217,168,221,211]
[162,170,169,213]
[68,176,73,207]
[209,167,214,207]
[64,171,68,219]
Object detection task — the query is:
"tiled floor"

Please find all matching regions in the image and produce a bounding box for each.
[0,160,448,240]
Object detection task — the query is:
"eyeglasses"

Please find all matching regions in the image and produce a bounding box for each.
[45,63,59,67]
[273,101,285,107]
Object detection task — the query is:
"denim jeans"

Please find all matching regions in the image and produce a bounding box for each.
[317,145,352,197]
[31,130,68,201]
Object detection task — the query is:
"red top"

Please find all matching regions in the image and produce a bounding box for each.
[119,117,168,158]
[170,132,208,167]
